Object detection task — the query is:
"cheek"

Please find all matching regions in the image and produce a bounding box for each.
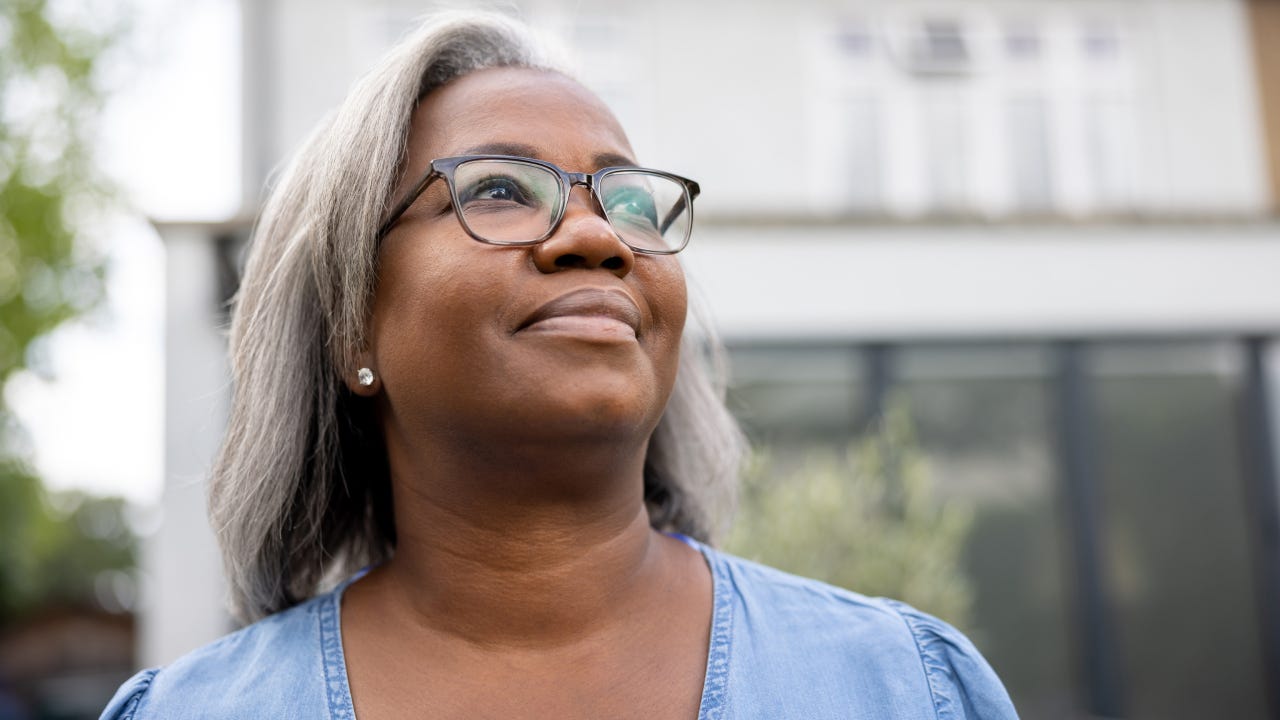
[643,260,688,376]
[368,254,522,437]
[666,268,689,335]
[369,243,495,382]
[653,261,687,331]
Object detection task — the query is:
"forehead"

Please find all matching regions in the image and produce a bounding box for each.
[405,67,635,172]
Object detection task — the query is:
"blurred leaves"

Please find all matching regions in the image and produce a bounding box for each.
[726,399,976,628]
[1,0,120,386]
[0,449,137,626]
[0,0,133,625]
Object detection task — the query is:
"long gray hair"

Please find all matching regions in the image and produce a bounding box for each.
[210,10,746,623]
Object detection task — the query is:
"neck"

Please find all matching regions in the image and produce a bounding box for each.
[369,433,670,649]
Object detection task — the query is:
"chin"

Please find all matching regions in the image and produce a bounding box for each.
[545,390,660,439]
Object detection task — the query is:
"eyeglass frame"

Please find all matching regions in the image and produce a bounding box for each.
[376,154,701,254]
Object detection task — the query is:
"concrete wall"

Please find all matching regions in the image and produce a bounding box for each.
[682,220,1280,342]
[145,223,232,666]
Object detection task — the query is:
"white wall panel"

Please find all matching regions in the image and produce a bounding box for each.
[682,222,1280,340]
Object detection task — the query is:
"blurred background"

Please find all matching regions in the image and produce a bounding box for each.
[2,0,1278,718]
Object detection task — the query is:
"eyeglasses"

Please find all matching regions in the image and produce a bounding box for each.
[377,155,700,254]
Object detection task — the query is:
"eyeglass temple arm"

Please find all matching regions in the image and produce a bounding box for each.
[377,168,439,238]
[659,193,690,235]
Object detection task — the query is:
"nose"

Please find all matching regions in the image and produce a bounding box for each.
[531,185,634,277]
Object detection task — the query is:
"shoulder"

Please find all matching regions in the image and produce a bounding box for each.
[877,598,1021,719]
[99,589,345,720]
[703,547,1019,719]
[706,547,924,647]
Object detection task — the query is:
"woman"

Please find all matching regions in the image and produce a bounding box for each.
[103,11,1017,719]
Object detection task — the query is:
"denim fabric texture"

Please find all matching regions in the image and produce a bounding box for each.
[101,538,1019,719]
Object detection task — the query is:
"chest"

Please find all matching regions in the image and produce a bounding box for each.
[347,637,708,720]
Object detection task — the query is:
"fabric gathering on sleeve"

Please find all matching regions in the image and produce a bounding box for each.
[98,667,159,720]
[886,599,1020,720]
[93,581,355,719]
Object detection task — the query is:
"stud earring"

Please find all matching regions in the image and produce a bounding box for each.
[357,368,375,387]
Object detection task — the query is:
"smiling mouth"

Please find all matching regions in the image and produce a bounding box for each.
[518,288,642,340]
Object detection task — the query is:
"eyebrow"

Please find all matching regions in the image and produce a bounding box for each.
[592,152,639,169]
[459,141,541,157]
[457,142,639,170]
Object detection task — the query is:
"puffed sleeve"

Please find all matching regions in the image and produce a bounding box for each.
[885,600,1021,719]
[99,668,159,720]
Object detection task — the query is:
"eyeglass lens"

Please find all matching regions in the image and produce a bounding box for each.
[451,159,691,253]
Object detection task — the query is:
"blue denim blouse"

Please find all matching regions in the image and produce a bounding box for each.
[102,539,1018,719]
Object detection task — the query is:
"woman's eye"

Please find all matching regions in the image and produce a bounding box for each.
[459,175,538,209]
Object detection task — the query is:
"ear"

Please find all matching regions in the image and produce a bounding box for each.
[344,351,382,396]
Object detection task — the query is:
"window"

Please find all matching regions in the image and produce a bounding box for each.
[1091,342,1270,718]
[836,24,874,60]
[725,339,1278,717]
[906,18,972,75]
[843,93,883,211]
[1008,96,1054,211]
[922,86,971,212]
[1005,24,1041,62]
[1084,96,1135,211]
[811,9,1140,219]
[1082,23,1122,62]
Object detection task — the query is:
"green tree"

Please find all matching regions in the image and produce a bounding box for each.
[1,0,114,364]
[0,0,134,625]
[0,464,137,623]
[726,400,976,628]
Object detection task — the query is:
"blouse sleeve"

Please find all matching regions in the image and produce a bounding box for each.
[99,668,159,720]
[884,600,1021,720]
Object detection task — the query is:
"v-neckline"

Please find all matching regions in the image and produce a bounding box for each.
[320,538,733,720]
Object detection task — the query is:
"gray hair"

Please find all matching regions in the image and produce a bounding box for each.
[210,10,746,623]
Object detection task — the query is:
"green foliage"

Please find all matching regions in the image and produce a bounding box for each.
[0,451,137,626]
[726,400,977,628]
[0,0,118,384]
[0,0,134,626]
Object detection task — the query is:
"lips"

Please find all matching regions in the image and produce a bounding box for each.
[517,287,643,338]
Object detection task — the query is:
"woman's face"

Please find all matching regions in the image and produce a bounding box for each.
[364,67,687,458]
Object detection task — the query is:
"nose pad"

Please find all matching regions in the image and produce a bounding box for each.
[531,185,634,276]
[565,183,604,218]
